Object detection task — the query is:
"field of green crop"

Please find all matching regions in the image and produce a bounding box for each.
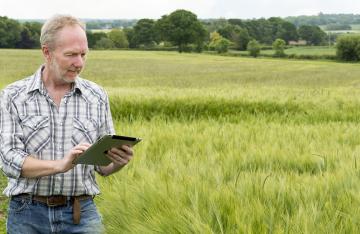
[1,49,360,233]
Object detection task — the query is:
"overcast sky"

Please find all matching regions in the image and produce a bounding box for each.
[1,0,358,20]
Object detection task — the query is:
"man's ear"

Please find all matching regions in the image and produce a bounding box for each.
[42,45,51,62]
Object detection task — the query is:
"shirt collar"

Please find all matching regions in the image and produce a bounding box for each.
[27,65,84,95]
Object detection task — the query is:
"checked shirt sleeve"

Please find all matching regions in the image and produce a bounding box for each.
[95,89,115,175]
[0,90,29,179]
[100,90,115,136]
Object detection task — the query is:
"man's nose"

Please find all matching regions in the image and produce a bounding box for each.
[73,55,85,68]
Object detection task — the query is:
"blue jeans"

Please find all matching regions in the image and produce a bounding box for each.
[6,195,104,234]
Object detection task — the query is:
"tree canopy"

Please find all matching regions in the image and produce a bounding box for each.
[132,19,157,47]
[0,16,22,48]
[108,29,129,48]
[298,25,326,45]
[156,9,207,52]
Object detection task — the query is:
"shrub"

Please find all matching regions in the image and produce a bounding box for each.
[208,31,231,53]
[247,40,261,57]
[336,35,360,61]
[272,38,286,57]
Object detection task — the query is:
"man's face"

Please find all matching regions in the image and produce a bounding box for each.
[48,25,89,84]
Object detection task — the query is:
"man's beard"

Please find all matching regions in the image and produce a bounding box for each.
[50,58,82,84]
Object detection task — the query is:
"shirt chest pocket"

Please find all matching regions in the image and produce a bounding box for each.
[71,117,99,145]
[21,115,50,154]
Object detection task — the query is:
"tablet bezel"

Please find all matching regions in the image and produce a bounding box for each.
[73,134,142,166]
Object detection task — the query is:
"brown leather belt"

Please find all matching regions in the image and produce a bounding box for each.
[31,194,91,206]
[14,194,92,224]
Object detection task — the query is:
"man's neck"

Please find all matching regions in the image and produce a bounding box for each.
[42,66,72,91]
[41,65,73,107]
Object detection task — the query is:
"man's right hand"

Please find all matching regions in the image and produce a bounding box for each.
[21,143,91,178]
[57,143,91,173]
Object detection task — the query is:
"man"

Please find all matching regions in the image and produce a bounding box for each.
[0,15,133,233]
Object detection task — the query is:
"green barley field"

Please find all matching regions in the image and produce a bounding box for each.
[1,49,360,233]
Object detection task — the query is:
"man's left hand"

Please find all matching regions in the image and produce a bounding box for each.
[106,145,134,167]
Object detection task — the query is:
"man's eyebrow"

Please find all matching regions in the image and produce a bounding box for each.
[64,50,89,54]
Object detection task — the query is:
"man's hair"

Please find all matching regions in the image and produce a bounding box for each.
[40,14,86,50]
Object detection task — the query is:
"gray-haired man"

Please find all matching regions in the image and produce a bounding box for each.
[0,15,133,233]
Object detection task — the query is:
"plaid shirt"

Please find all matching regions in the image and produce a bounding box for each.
[0,66,115,196]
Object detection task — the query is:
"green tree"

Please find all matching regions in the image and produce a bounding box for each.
[298,25,326,45]
[232,27,250,50]
[272,38,286,57]
[133,19,157,47]
[217,24,236,40]
[277,21,299,43]
[86,31,108,48]
[156,9,206,52]
[208,31,230,53]
[16,22,41,49]
[108,29,129,48]
[154,15,171,43]
[247,39,261,57]
[94,37,115,49]
[217,24,250,50]
[123,28,136,48]
[246,19,273,44]
[17,27,34,48]
[0,16,21,48]
[228,19,246,28]
[227,18,298,46]
[203,18,230,34]
[336,34,360,61]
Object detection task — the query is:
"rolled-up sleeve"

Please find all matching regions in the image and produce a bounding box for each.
[95,89,115,175]
[0,91,29,179]
[100,89,115,136]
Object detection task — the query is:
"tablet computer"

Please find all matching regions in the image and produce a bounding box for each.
[73,135,142,166]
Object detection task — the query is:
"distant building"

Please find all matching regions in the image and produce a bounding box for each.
[288,40,307,46]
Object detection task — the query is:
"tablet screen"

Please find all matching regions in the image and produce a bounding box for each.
[73,135,142,166]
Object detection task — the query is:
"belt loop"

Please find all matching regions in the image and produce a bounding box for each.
[67,196,72,206]
[29,193,33,204]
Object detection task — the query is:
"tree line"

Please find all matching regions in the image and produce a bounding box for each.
[0,10,328,51]
[89,12,328,52]
[0,16,41,48]
[1,10,359,61]
[285,13,360,28]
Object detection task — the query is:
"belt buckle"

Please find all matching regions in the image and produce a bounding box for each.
[46,196,66,207]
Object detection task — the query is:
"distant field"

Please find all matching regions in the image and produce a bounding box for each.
[320,24,360,34]
[90,28,113,33]
[229,46,336,57]
[351,24,360,30]
[285,46,336,56]
[1,50,360,233]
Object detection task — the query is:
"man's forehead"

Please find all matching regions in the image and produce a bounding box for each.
[54,25,88,51]
[56,41,89,53]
